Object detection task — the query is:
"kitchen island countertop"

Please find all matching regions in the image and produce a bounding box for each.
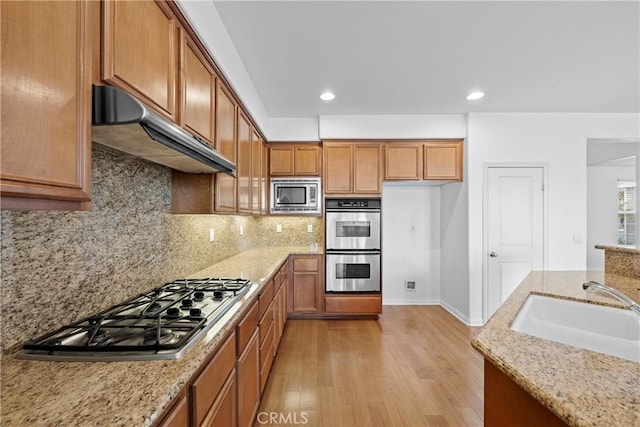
[471,271,640,427]
[0,246,320,427]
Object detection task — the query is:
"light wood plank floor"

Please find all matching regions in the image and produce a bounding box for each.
[257,306,484,427]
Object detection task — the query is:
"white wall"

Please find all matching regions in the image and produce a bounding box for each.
[319,115,466,140]
[587,165,635,270]
[268,117,319,141]
[382,184,441,304]
[466,113,640,323]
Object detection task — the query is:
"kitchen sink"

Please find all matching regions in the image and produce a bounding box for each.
[511,294,640,362]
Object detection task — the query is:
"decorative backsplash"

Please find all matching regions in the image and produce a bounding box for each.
[0,146,321,353]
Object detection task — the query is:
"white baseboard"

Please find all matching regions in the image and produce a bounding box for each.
[382,300,485,326]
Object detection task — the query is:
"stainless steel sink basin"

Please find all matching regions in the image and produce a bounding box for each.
[511,294,640,362]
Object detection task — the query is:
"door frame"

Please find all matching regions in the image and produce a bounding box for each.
[482,163,549,322]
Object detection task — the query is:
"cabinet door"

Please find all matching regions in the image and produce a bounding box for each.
[269,146,295,176]
[102,0,177,119]
[251,130,262,214]
[1,0,91,209]
[201,369,236,427]
[181,33,214,146]
[237,112,252,213]
[423,141,463,181]
[237,329,260,427]
[385,143,423,180]
[353,144,383,194]
[261,143,268,215]
[323,144,353,194]
[156,389,188,427]
[295,146,321,175]
[289,255,323,314]
[214,82,237,212]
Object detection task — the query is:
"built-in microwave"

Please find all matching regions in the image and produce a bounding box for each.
[270,177,322,214]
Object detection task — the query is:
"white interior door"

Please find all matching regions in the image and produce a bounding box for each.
[486,167,544,319]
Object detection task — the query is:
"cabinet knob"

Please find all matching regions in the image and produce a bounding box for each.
[489,252,498,258]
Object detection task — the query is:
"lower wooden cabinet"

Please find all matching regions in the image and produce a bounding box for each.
[156,388,189,427]
[236,329,260,427]
[289,254,323,315]
[200,369,236,427]
[325,294,382,315]
[191,334,236,427]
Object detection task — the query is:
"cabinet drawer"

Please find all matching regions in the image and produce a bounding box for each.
[259,323,276,393]
[259,280,274,319]
[191,333,236,427]
[293,257,318,272]
[325,295,382,314]
[236,301,258,356]
[259,300,274,346]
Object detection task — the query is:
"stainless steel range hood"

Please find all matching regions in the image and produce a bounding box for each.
[92,85,235,176]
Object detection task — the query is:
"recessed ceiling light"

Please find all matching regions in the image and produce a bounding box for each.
[320,91,335,101]
[466,91,485,101]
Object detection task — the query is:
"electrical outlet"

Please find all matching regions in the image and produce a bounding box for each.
[276,224,282,233]
[307,224,313,233]
[405,280,416,291]
[209,228,215,242]
[240,225,244,235]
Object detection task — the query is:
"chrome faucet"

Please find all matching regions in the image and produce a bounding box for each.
[582,281,640,316]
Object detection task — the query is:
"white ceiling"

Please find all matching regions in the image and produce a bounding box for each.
[211,0,639,118]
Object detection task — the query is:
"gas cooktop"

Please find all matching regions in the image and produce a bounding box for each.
[17,278,252,361]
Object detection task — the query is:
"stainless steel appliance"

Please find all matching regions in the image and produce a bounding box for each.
[325,198,381,293]
[17,278,252,361]
[92,85,236,175]
[270,177,322,214]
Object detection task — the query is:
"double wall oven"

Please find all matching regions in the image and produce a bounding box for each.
[325,198,381,293]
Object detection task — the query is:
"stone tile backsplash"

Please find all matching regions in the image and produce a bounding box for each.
[0,146,320,352]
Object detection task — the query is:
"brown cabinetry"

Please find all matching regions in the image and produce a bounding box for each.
[251,130,263,214]
[156,388,189,427]
[323,142,383,195]
[325,294,382,315]
[236,328,260,427]
[289,255,323,314]
[180,32,215,146]
[423,140,463,181]
[384,140,463,182]
[191,333,236,427]
[237,112,252,213]
[1,0,92,210]
[214,82,237,212]
[102,0,178,120]
[269,143,321,176]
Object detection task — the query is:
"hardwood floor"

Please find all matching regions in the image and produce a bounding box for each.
[257,306,484,426]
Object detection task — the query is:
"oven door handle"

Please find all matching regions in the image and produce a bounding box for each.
[325,250,380,255]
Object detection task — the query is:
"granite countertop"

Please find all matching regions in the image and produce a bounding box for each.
[471,271,640,427]
[0,246,321,427]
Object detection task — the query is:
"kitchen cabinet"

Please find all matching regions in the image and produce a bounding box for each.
[251,130,263,214]
[325,294,382,315]
[484,360,565,427]
[384,140,463,182]
[236,303,260,427]
[180,31,215,147]
[261,143,269,215]
[258,278,276,394]
[1,0,92,210]
[191,333,236,427]
[156,388,189,427]
[237,112,252,213]
[385,143,423,180]
[214,82,238,213]
[423,140,463,181]
[269,143,321,176]
[289,255,324,315]
[102,0,178,120]
[323,142,383,195]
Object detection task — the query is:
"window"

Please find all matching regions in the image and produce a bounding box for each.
[618,181,636,246]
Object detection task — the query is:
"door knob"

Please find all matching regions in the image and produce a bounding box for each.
[489,252,498,257]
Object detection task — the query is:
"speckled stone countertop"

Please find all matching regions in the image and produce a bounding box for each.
[471,271,640,427]
[0,246,321,427]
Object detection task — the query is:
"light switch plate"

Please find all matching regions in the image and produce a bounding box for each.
[209,228,215,242]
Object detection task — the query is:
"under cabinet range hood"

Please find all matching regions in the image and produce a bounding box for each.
[92,85,236,176]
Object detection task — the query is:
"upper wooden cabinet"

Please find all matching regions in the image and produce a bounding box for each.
[102,0,178,120]
[323,142,383,195]
[237,112,252,213]
[423,140,463,181]
[180,31,215,147]
[214,82,237,213]
[251,130,263,215]
[385,140,463,182]
[261,143,269,215]
[1,0,92,210]
[269,143,321,176]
